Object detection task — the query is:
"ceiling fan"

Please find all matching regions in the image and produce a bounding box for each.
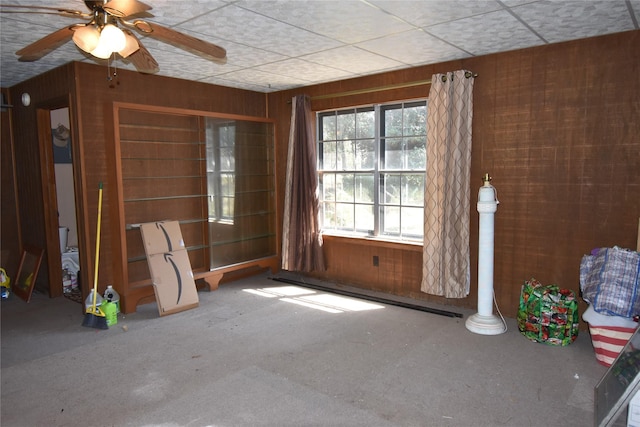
[0,0,227,74]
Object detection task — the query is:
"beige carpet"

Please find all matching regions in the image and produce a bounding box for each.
[1,272,609,426]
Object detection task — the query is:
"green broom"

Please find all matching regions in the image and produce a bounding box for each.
[82,182,108,330]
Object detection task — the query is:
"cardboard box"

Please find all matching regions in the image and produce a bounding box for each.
[140,221,186,255]
[140,221,198,316]
[147,250,198,316]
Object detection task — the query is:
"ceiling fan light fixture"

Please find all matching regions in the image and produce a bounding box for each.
[91,42,113,59]
[118,32,139,58]
[89,23,126,59]
[100,24,126,52]
[72,24,101,53]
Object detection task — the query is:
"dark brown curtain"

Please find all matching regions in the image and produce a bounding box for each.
[281,95,325,272]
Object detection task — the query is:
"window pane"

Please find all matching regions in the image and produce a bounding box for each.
[321,173,336,201]
[336,203,354,230]
[401,174,424,206]
[221,147,234,170]
[355,204,374,232]
[382,174,400,204]
[403,104,427,136]
[337,140,354,170]
[220,125,236,144]
[337,111,355,140]
[355,174,374,203]
[405,137,426,170]
[382,206,400,234]
[322,141,336,170]
[336,173,354,202]
[356,109,375,139]
[222,196,234,217]
[322,202,335,228]
[401,207,423,236]
[383,138,403,170]
[221,174,234,196]
[321,114,336,140]
[384,107,403,137]
[355,139,375,170]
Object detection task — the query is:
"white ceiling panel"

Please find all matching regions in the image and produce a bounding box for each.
[212,67,310,91]
[300,45,405,75]
[426,10,546,56]
[511,0,637,43]
[130,0,229,26]
[0,0,637,91]
[356,29,470,65]
[370,0,503,28]
[253,57,354,84]
[183,4,343,57]
[236,0,414,44]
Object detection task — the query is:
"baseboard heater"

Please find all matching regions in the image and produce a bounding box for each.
[269,276,463,318]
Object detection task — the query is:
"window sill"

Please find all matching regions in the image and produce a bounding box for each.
[320,232,423,252]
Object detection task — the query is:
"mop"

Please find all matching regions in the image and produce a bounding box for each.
[82,182,108,329]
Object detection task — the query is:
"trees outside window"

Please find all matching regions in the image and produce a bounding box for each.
[318,100,427,241]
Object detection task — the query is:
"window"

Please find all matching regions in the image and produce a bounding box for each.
[318,100,427,241]
[206,119,236,222]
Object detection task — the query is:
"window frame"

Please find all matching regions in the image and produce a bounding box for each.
[317,99,427,242]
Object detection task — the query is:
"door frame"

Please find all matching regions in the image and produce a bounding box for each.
[36,96,81,298]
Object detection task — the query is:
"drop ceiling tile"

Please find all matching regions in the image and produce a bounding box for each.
[356,29,470,65]
[427,10,545,56]
[511,0,637,43]
[200,75,279,93]
[136,33,288,70]
[214,41,288,68]
[131,44,238,80]
[210,68,308,91]
[370,0,502,28]
[236,0,414,44]
[500,0,537,6]
[0,42,92,88]
[136,0,228,26]
[253,58,353,84]
[179,4,343,57]
[300,45,406,75]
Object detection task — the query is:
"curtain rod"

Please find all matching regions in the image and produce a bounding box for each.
[293,71,477,102]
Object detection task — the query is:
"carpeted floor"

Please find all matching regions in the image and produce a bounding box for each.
[1,272,614,426]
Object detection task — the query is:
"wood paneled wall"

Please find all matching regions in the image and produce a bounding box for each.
[4,30,638,321]
[6,62,268,304]
[5,64,76,294]
[267,30,640,319]
[1,88,21,276]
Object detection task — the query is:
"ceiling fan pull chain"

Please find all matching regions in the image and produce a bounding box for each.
[107,53,120,88]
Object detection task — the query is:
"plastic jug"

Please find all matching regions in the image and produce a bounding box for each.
[103,285,120,314]
[102,301,117,326]
[84,289,103,311]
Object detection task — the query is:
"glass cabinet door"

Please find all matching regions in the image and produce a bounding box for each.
[205,118,276,268]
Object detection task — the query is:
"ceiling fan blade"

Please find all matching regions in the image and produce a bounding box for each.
[16,25,78,61]
[123,36,159,74]
[0,4,90,18]
[103,0,151,18]
[133,21,227,64]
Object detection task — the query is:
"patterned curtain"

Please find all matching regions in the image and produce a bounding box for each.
[282,95,325,272]
[421,70,475,298]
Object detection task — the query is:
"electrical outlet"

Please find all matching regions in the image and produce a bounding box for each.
[373,255,379,267]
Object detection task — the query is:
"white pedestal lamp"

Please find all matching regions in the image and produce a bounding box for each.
[465,174,506,335]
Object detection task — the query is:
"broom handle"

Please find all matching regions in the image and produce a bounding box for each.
[92,182,103,309]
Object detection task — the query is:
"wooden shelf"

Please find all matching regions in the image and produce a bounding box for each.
[108,102,277,313]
